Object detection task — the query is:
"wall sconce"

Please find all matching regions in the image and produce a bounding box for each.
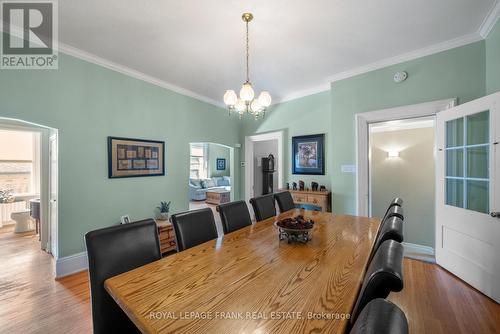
[387,150,400,158]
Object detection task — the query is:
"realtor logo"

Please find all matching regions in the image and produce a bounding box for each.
[1,1,58,69]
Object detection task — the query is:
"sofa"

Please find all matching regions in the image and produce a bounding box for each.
[189,176,231,201]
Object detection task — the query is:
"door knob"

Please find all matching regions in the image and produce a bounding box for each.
[491,212,500,218]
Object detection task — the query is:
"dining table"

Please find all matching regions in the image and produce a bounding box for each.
[105,209,381,334]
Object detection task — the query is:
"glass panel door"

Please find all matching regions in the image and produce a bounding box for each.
[445,110,489,214]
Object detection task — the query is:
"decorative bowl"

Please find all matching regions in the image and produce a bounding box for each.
[274,215,315,243]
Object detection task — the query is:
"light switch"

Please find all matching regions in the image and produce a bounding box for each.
[341,165,357,173]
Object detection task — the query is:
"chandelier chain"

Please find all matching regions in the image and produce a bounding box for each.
[246,20,249,83]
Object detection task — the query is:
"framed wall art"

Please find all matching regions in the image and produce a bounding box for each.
[108,136,165,178]
[292,134,325,175]
[216,158,226,170]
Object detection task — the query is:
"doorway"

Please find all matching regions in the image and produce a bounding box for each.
[253,140,278,197]
[188,142,234,235]
[244,131,284,203]
[356,98,456,261]
[0,118,58,262]
[0,129,40,239]
[369,117,436,260]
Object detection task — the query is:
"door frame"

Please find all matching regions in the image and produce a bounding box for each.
[0,118,59,259]
[355,98,457,216]
[244,131,284,203]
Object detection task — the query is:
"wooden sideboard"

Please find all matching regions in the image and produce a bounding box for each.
[155,219,176,254]
[285,189,331,212]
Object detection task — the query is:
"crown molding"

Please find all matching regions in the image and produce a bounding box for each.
[327,33,482,83]
[0,21,223,108]
[274,83,330,105]
[59,43,225,108]
[2,4,496,109]
[479,0,500,38]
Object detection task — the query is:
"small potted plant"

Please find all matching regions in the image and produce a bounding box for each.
[156,201,171,220]
[0,189,15,203]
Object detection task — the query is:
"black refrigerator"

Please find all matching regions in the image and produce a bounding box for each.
[261,154,275,195]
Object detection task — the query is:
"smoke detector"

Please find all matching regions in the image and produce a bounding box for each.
[393,71,408,83]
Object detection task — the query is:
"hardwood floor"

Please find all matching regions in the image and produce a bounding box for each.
[0,225,91,334]
[389,258,500,333]
[1,224,499,333]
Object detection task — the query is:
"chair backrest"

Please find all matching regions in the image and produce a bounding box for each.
[384,205,404,221]
[351,239,404,325]
[382,198,403,219]
[249,194,277,221]
[274,191,295,213]
[390,197,404,207]
[350,298,408,334]
[85,219,161,334]
[373,216,404,254]
[171,208,218,251]
[216,200,252,234]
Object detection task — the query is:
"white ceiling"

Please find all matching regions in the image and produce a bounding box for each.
[58,0,498,105]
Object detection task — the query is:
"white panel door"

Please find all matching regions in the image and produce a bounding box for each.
[436,92,500,303]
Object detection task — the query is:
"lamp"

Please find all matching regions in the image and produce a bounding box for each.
[387,150,400,158]
[223,13,271,119]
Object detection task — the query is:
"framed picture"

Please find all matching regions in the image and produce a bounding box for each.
[292,134,325,175]
[216,158,226,170]
[108,136,165,178]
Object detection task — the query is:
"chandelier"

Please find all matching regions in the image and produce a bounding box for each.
[223,13,271,119]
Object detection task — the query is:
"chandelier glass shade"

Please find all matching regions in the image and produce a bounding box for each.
[223,13,271,118]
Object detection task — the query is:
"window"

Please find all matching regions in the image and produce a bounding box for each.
[190,143,208,179]
[0,161,32,194]
[0,130,38,195]
[445,110,489,214]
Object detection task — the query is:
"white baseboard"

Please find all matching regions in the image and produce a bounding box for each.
[55,251,88,278]
[402,242,435,263]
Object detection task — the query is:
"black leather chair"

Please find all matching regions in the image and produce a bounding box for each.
[171,208,218,251]
[389,197,404,208]
[373,216,404,253]
[85,219,161,334]
[350,298,408,334]
[384,205,404,221]
[350,239,404,325]
[382,198,403,220]
[249,194,277,221]
[216,200,252,234]
[274,191,295,213]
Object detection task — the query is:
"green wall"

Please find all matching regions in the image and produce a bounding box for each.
[0,53,241,257]
[331,41,486,214]
[240,91,332,198]
[208,143,230,177]
[486,19,500,94]
[1,31,495,257]
[242,41,486,216]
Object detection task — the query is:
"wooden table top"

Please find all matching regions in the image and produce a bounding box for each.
[105,209,381,334]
